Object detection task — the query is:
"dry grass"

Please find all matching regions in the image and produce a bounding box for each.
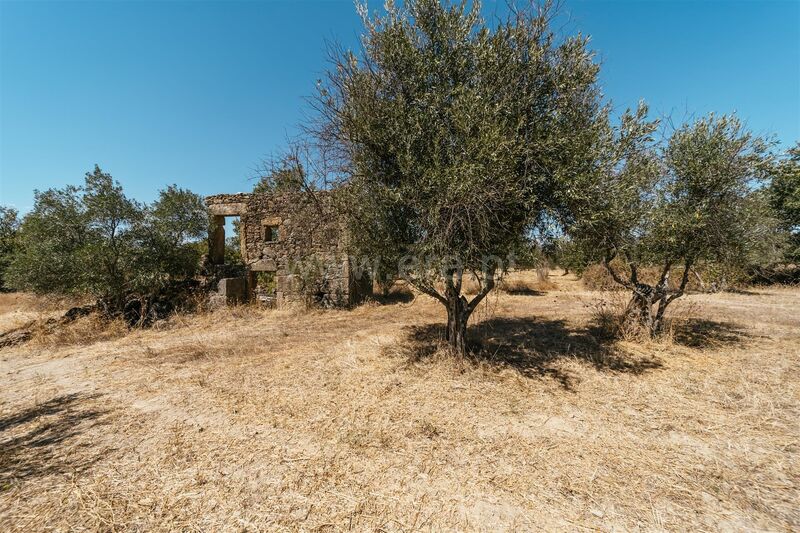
[486,268,558,295]
[499,270,557,294]
[0,272,798,531]
[27,314,130,348]
[0,293,75,333]
[0,293,128,349]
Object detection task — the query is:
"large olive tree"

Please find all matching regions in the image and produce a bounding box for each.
[314,0,605,354]
[569,113,772,336]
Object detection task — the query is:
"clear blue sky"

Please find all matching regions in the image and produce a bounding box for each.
[1,0,798,213]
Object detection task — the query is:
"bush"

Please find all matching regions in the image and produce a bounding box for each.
[0,206,19,290]
[6,166,207,324]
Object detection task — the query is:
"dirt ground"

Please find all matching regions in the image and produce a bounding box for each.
[1,271,798,531]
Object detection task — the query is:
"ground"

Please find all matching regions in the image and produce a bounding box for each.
[0,272,798,531]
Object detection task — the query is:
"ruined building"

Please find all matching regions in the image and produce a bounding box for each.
[205,191,371,307]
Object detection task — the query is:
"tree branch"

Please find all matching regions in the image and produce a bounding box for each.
[467,268,496,314]
[656,260,673,293]
[666,259,693,305]
[410,278,447,305]
[603,250,634,290]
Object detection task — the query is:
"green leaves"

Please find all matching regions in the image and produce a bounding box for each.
[568,111,775,288]
[253,153,307,194]
[661,114,773,263]
[7,167,207,310]
[768,142,800,262]
[0,206,19,289]
[320,0,605,277]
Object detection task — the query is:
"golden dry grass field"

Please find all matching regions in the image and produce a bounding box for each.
[1,271,798,531]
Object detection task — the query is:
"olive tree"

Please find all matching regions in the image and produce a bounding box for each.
[314,0,605,354]
[8,166,207,319]
[6,167,134,303]
[253,151,307,194]
[768,142,800,263]
[569,113,772,336]
[130,185,208,297]
[0,206,19,290]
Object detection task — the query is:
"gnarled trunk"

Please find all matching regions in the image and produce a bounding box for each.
[411,267,496,357]
[624,290,656,335]
[445,294,469,355]
[624,289,669,337]
[615,258,694,338]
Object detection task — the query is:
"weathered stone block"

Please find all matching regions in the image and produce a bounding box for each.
[217,277,247,304]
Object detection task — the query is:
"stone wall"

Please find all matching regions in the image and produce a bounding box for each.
[205,191,370,307]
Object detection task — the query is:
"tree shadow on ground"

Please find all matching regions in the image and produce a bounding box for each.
[0,392,112,486]
[395,317,663,390]
[373,290,416,305]
[671,319,749,348]
[720,287,762,296]
[499,287,545,296]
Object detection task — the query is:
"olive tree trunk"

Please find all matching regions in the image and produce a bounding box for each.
[605,255,693,338]
[445,294,469,355]
[413,268,496,356]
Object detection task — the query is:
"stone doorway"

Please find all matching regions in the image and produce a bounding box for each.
[209,215,245,266]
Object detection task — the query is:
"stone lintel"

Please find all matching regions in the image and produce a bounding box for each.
[208,203,247,216]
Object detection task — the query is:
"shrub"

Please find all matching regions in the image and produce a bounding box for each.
[0,206,19,290]
[7,166,207,324]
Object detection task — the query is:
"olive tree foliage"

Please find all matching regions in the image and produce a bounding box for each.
[82,166,143,310]
[129,185,208,297]
[253,150,307,194]
[6,168,133,306]
[545,236,590,276]
[568,113,773,336]
[768,142,800,263]
[7,166,207,318]
[0,206,20,290]
[224,219,245,266]
[313,0,606,354]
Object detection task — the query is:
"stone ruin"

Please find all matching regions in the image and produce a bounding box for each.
[204,191,371,308]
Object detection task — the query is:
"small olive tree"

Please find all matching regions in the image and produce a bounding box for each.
[314,0,605,354]
[569,113,772,336]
